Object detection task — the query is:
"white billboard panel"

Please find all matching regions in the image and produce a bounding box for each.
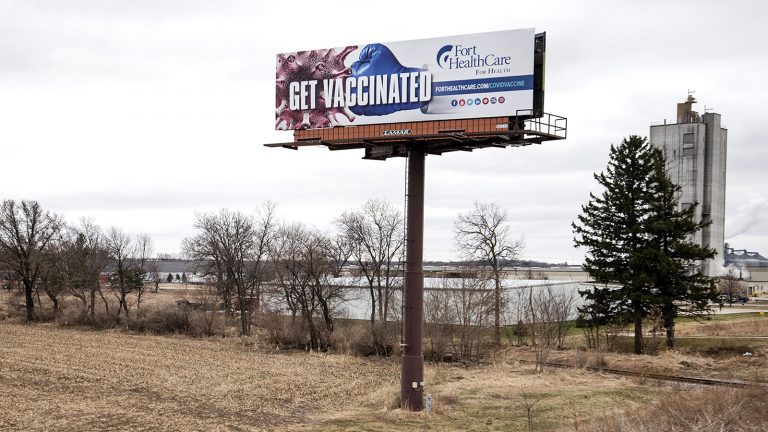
[275,29,535,130]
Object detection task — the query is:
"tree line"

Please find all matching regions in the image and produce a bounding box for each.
[0,200,156,324]
[0,197,526,356]
[181,199,525,353]
[1,136,722,358]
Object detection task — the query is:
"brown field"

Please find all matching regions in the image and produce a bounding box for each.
[1,321,679,432]
[0,283,199,318]
[0,321,399,431]
[516,344,768,384]
[133,283,206,307]
[1,288,767,431]
[676,314,768,338]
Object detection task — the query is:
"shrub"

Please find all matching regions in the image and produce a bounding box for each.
[259,313,317,350]
[350,321,397,357]
[588,386,768,431]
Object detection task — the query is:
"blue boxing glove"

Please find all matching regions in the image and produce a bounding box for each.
[349,44,426,116]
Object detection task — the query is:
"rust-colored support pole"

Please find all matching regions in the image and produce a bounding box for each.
[401,145,425,410]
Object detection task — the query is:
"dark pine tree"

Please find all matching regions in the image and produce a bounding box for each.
[166,272,173,283]
[573,135,657,355]
[644,148,718,349]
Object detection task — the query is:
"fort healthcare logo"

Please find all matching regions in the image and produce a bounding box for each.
[436,44,512,70]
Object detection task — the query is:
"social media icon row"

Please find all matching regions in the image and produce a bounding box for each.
[451,96,506,107]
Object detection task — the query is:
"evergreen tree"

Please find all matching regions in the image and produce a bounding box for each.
[166,272,173,283]
[573,135,658,355]
[576,285,626,349]
[574,136,718,354]
[644,149,717,349]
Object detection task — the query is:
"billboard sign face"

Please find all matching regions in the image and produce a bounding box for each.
[275,29,535,130]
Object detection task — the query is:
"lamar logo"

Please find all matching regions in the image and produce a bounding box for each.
[383,129,412,136]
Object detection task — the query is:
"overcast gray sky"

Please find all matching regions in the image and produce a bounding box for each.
[1,0,766,263]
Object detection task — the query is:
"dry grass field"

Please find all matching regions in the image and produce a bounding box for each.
[517,345,768,384]
[134,283,206,307]
[0,322,399,431]
[676,313,768,338]
[0,321,679,432]
[1,288,766,431]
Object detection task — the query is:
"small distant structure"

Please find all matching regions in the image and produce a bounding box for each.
[676,93,701,123]
[723,243,768,294]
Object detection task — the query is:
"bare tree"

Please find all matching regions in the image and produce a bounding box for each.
[105,227,133,318]
[520,389,547,432]
[183,213,231,312]
[38,229,73,317]
[72,219,111,320]
[311,236,350,334]
[505,284,532,347]
[133,234,153,314]
[424,287,457,360]
[271,223,348,350]
[719,267,747,306]
[39,222,113,321]
[522,285,576,371]
[424,266,494,361]
[455,201,523,345]
[336,198,404,329]
[147,258,161,293]
[325,233,352,278]
[190,282,223,337]
[183,204,275,336]
[38,223,107,318]
[105,227,151,322]
[272,223,322,348]
[550,286,577,348]
[0,200,62,321]
[451,271,494,360]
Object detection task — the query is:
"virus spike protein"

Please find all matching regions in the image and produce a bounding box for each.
[275,46,358,130]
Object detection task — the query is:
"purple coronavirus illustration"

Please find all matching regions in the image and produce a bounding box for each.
[275,46,357,130]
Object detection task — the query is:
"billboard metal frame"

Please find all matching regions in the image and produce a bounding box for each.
[265,110,566,160]
[265,30,565,412]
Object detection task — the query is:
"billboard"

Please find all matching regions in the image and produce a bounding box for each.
[275,29,536,131]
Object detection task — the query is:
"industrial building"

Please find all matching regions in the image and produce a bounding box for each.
[650,95,727,276]
[723,244,768,294]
